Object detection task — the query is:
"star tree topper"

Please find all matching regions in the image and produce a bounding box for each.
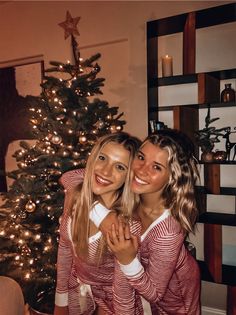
[58,11,81,39]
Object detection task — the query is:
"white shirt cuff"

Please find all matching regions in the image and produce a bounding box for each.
[55,292,68,307]
[119,256,144,277]
[89,202,112,228]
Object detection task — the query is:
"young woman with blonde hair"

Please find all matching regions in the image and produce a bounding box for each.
[106,129,201,314]
[54,132,143,315]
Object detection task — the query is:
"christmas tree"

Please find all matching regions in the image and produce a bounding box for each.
[0,11,125,313]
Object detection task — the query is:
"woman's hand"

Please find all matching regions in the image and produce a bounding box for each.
[106,216,139,265]
[99,211,119,236]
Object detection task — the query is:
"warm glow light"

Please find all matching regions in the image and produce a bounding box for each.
[25,273,30,279]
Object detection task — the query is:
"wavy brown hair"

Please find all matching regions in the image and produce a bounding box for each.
[143,129,199,234]
[69,132,141,258]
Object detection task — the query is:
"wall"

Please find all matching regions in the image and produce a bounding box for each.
[0,0,232,312]
[0,0,228,140]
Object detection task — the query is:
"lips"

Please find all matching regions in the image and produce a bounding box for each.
[95,174,112,186]
[133,175,148,185]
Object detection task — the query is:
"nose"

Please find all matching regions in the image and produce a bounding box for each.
[134,160,148,175]
[100,162,113,177]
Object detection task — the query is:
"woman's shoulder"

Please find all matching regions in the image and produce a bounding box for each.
[60,168,85,190]
[150,214,182,238]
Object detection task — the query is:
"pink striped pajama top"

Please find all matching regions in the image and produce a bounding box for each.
[114,210,201,315]
[55,169,144,315]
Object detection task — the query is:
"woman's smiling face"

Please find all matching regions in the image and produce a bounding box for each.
[91,142,130,204]
[131,141,170,196]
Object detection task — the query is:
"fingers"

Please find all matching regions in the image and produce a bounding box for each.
[124,221,131,241]
[118,216,125,242]
[110,223,119,245]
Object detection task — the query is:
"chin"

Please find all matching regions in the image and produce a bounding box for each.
[131,183,143,194]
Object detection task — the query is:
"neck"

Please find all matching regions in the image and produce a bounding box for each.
[139,195,165,218]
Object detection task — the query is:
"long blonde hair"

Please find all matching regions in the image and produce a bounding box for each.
[144,129,199,234]
[69,132,141,258]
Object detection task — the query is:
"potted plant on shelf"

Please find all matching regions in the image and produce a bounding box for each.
[195,105,228,162]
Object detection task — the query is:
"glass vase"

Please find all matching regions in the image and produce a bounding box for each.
[221,83,235,103]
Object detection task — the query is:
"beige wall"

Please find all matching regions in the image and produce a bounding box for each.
[0,0,228,140]
[0,1,233,313]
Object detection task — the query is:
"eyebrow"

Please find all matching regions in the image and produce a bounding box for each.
[138,149,167,169]
[99,152,129,170]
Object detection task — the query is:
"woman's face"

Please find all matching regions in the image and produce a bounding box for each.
[91,142,130,205]
[131,141,170,196]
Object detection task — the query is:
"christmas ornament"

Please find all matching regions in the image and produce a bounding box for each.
[79,135,87,144]
[25,200,36,213]
[51,135,62,145]
[58,11,80,39]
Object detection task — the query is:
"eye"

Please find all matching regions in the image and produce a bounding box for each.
[153,164,162,171]
[98,154,105,161]
[137,153,144,160]
[116,164,126,171]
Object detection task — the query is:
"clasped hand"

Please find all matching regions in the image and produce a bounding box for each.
[106,216,139,265]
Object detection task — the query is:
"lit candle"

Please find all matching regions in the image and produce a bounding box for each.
[162,55,173,77]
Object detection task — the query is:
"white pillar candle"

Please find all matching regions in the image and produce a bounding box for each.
[162,55,173,77]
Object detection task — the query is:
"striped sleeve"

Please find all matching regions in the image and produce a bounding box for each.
[55,214,73,306]
[59,168,85,190]
[113,259,144,315]
[55,169,85,307]
[123,230,184,304]
[113,220,144,315]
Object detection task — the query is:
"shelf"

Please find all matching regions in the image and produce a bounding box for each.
[147,3,236,38]
[148,68,236,87]
[198,260,236,286]
[196,3,236,30]
[196,186,236,196]
[198,212,236,226]
[147,3,236,311]
[158,101,236,111]
[199,161,236,165]
[148,74,197,87]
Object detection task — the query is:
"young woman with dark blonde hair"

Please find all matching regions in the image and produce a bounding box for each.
[106,129,201,314]
[54,132,142,315]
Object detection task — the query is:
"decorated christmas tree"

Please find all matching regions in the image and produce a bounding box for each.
[0,11,125,313]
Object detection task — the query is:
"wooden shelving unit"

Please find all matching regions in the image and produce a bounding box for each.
[147,3,236,314]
